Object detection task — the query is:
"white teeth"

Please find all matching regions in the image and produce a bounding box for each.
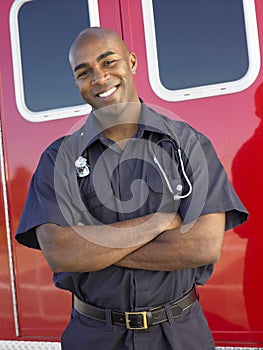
[99,86,117,98]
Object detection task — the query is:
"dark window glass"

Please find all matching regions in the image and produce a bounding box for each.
[152,0,249,90]
[18,0,90,112]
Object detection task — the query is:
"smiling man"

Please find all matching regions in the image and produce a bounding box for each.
[70,28,139,112]
[16,27,248,350]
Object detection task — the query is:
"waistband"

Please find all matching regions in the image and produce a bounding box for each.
[73,285,198,330]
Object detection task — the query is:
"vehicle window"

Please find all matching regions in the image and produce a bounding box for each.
[142,0,260,101]
[10,0,99,122]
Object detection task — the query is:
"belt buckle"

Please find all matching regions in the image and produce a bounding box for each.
[125,311,148,330]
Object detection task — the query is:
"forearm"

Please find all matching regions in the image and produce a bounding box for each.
[36,212,180,272]
[37,223,140,273]
[116,213,225,271]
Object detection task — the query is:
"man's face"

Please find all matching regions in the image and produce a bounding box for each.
[70,33,139,111]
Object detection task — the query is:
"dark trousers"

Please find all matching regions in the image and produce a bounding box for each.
[61,301,215,350]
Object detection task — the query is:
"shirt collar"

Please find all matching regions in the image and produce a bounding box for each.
[139,101,172,135]
[79,100,170,153]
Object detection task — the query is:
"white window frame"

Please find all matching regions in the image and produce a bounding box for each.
[10,0,100,122]
[141,0,261,101]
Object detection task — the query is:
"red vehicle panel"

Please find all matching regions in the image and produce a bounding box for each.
[0,0,262,348]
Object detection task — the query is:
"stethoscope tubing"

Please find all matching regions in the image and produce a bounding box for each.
[150,136,193,200]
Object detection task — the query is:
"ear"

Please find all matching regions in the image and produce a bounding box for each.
[129,52,137,74]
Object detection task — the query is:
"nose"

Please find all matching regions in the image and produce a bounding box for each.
[92,67,109,85]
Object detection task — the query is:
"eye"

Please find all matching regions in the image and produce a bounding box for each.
[104,59,116,67]
[76,69,91,79]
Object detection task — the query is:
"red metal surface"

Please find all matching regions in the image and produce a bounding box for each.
[0,3,17,339]
[0,0,262,346]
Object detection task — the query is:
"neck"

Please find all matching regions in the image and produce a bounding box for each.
[94,101,141,142]
[104,123,139,143]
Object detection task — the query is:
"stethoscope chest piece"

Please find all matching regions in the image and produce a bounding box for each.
[75,156,90,177]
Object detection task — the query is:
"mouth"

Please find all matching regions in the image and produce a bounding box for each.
[96,86,118,99]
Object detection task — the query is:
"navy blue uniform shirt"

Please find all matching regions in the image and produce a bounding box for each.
[16,102,248,349]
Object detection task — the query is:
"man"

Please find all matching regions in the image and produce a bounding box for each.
[16,27,248,349]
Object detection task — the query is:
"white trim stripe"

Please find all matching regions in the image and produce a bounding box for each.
[0,342,261,350]
[0,341,60,350]
[0,122,20,336]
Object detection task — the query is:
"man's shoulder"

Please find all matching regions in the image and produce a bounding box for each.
[156,111,213,149]
[158,112,201,136]
[42,136,66,156]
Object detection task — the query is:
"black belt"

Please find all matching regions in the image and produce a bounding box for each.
[73,286,198,330]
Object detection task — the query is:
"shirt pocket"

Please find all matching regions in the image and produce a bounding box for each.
[81,183,117,224]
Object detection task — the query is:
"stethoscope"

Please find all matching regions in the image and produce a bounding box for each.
[149,136,192,200]
[75,134,193,201]
[75,155,90,178]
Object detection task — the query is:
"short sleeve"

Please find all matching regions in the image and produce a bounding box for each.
[179,132,248,230]
[15,138,69,249]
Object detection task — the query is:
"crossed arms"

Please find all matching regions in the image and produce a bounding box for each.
[36,211,225,272]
